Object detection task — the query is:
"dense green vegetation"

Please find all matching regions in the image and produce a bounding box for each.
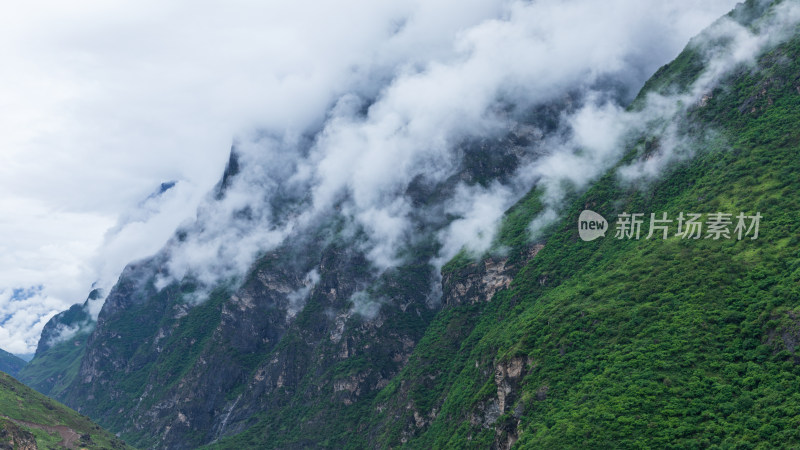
[349,10,800,448]
[203,2,800,447]
[0,372,130,449]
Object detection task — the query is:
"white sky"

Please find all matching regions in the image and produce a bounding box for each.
[0,0,737,354]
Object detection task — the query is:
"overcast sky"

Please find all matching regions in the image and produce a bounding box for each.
[0,0,738,355]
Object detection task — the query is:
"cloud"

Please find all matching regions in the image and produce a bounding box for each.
[0,0,740,352]
[435,183,516,265]
[151,0,746,309]
[618,0,800,182]
[0,287,64,354]
[522,0,800,237]
[287,270,320,320]
[349,291,383,320]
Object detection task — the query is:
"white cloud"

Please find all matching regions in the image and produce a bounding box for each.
[435,183,515,266]
[287,270,320,320]
[0,288,64,354]
[618,1,800,182]
[0,0,739,353]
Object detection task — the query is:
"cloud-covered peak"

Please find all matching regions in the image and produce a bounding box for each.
[0,0,740,353]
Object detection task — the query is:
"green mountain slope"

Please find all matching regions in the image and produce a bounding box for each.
[18,295,95,398]
[210,1,800,447]
[0,349,26,377]
[331,4,800,448]
[0,372,130,449]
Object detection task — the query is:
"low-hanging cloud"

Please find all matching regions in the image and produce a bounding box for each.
[618,0,800,182]
[1,0,741,352]
[0,287,61,355]
[527,0,800,237]
[155,0,743,299]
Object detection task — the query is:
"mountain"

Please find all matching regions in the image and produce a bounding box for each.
[0,349,26,378]
[18,291,96,398]
[0,371,130,449]
[340,4,800,448]
[21,0,800,448]
[29,108,545,450]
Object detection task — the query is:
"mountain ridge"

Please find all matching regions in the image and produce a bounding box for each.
[0,349,26,378]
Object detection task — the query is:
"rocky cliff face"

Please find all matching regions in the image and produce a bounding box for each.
[27,116,550,448]
[442,244,543,307]
[362,240,543,449]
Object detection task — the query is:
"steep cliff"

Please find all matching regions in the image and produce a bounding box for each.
[28,117,552,448]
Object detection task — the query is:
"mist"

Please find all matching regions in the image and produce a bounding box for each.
[153,0,750,308]
[0,0,741,353]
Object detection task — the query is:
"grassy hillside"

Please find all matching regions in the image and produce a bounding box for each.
[0,372,131,449]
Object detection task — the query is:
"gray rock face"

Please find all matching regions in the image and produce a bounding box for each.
[23,104,562,448]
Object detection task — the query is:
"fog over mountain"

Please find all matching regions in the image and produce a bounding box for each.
[0,0,739,353]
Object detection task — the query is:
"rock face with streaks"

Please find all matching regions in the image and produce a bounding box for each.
[23,121,536,448]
